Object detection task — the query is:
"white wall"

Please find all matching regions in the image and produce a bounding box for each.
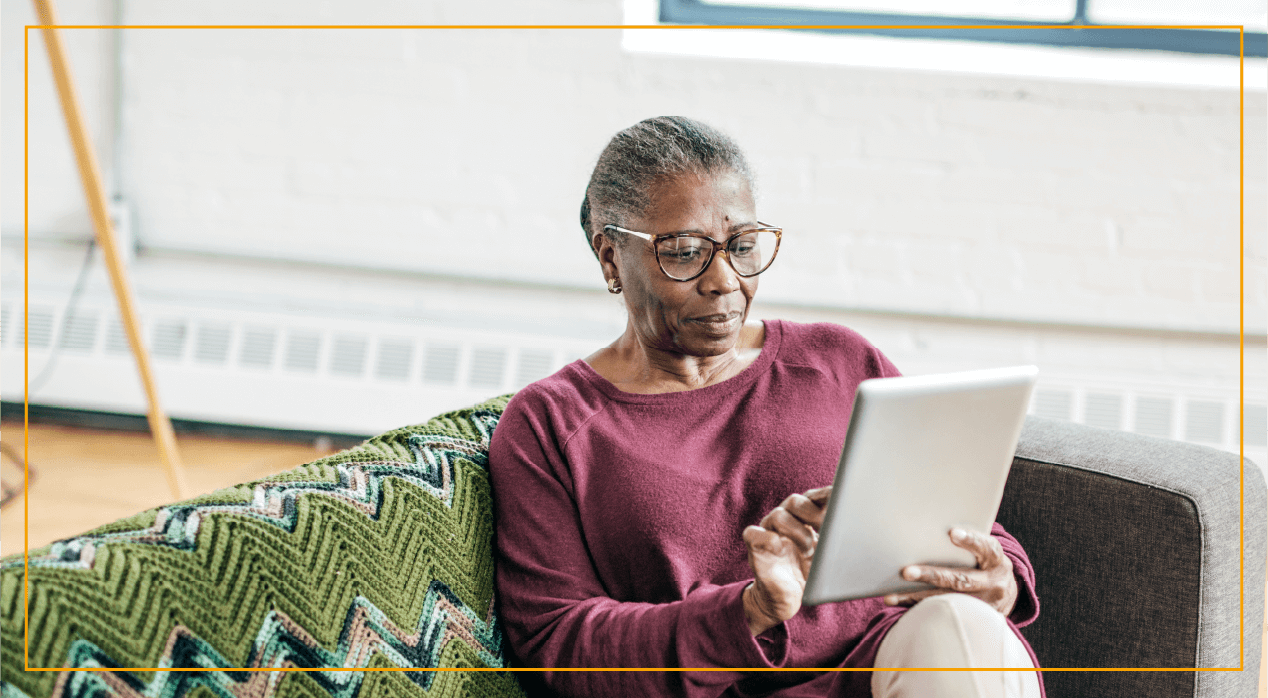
[119,28,1268,334]
[7,0,1264,333]
[2,0,117,237]
[2,0,1264,456]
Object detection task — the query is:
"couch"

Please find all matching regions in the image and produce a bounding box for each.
[1,396,1263,697]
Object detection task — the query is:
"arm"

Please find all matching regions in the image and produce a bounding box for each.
[489,396,788,698]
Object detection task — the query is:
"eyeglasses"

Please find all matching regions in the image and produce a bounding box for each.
[602,222,782,282]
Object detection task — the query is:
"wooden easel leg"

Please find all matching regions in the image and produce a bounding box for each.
[32,0,188,501]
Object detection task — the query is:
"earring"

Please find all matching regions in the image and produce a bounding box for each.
[607,278,622,294]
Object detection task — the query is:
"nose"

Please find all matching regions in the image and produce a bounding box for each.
[698,248,742,295]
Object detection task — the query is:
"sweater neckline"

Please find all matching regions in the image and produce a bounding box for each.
[566,319,784,404]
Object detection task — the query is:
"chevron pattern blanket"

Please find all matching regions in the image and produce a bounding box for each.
[0,395,526,698]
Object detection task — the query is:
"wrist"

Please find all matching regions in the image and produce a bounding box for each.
[743,582,782,636]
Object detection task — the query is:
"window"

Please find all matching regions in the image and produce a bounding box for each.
[659,0,1267,56]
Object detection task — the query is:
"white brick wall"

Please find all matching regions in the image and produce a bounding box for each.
[5,0,1262,335]
[2,0,117,237]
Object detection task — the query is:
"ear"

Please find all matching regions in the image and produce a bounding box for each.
[591,228,622,283]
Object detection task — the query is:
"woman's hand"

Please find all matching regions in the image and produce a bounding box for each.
[883,527,1018,617]
[742,487,832,635]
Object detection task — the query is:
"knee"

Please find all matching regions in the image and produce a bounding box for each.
[873,594,1039,698]
[906,592,1005,636]
[877,593,1021,669]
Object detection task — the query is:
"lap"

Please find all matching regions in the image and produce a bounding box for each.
[871,594,1041,698]
[730,595,1042,698]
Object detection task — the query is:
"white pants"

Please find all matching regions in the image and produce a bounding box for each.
[870,593,1042,698]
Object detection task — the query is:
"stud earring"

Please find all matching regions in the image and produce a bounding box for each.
[607,278,622,294]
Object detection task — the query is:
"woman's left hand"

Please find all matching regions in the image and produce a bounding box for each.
[882,527,1018,617]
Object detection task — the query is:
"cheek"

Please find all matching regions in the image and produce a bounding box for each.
[645,288,686,327]
[621,266,670,318]
[629,281,691,330]
[622,266,658,306]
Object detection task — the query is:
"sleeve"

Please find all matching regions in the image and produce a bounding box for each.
[794,322,902,383]
[990,521,1041,627]
[868,346,903,379]
[488,392,789,698]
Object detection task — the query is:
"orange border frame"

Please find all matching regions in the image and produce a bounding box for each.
[17,23,1247,685]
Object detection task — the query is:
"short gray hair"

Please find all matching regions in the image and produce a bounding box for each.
[580,116,753,257]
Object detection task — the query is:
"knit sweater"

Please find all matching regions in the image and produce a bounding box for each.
[489,319,1041,697]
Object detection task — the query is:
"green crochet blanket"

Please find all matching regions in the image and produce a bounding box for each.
[0,395,526,698]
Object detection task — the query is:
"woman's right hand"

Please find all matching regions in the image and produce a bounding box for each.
[742,487,832,635]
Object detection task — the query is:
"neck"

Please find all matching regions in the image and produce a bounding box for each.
[616,330,745,391]
[585,319,763,394]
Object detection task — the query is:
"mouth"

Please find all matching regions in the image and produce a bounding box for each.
[689,311,742,332]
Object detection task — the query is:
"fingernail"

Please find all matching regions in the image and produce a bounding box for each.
[902,566,919,580]
[884,595,896,605]
[951,528,967,541]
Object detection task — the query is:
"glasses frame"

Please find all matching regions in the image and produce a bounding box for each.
[602,222,783,282]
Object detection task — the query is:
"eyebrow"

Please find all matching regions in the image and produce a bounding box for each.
[661,221,761,237]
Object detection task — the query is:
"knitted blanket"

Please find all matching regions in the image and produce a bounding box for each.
[0,395,526,698]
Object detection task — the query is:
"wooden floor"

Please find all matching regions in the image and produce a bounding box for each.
[0,420,332,554]
[1,421,1265,693]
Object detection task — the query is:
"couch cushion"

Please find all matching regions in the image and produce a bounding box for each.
[999,457,1200,697]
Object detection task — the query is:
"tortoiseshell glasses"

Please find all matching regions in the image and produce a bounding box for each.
[602,222,782,282]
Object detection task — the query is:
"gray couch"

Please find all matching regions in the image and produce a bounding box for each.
[0,406,1261,698]
[1000,416,1266,697]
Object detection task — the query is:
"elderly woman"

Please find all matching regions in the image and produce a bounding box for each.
[488,116,1044,698]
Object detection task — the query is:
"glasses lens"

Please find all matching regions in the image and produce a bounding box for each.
[726,230,779,276]
[656,236,713,280]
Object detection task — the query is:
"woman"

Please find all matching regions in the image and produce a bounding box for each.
[488,116,1043,697]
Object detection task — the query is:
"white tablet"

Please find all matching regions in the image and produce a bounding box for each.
[802,365,1038,606]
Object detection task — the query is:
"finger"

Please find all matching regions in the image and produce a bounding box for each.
[902,564,989,592]
[883,588,950,607]
[803,486,832,505]
[743,525,780,550]
[778,493,827,530]
[949,528,1008,570]
[759,508,817,554]
[744,525,800,558]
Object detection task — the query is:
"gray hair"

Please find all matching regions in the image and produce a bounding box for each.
[580,116,753,258]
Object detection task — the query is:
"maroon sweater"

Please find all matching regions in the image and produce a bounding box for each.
[489,319,1042,697]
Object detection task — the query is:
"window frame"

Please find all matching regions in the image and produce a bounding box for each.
[658,0,1268,57]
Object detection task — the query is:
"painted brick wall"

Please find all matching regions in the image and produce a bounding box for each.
[2,0,117,237]
[5,0,1265,337]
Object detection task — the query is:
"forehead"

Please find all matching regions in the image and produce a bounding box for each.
[639,170,756,234]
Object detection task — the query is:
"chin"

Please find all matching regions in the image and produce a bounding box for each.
[678,329,741,356]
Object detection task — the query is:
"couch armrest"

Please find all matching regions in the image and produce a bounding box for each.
[996,416,1266,698]
[0,396,526,698]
